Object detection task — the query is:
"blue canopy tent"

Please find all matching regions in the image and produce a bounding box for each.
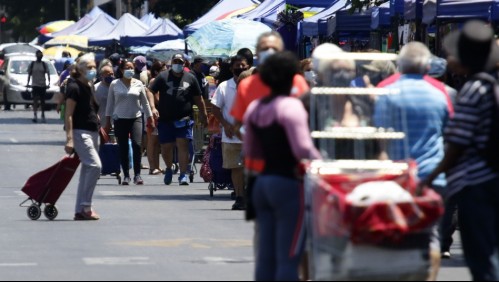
[391,0,405,17]
[73,13,117,39]
[88,13,149,46]
[371,2,391,29]
[122,18,184,47]
[437,0,495,21]
[335,8,374,33]
[183,0,260,36]
[238,0,286,26]
[405,0,424,21]
[299,0,349,37]
[492,0,499,21]
[423,0,437,24]
[286,0,337,7]
[140,13,162,27]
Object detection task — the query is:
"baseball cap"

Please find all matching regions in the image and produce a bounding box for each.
[171,53,185,63]
[193,56,208,64]
[133,55,147,71]
[109,53,121,64]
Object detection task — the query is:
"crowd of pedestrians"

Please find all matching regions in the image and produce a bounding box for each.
[6,18,499,281]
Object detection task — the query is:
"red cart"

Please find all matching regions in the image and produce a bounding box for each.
[20,155,80,220]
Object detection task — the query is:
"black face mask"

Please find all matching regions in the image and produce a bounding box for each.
[233,68,244,78]
[36,56,43,61]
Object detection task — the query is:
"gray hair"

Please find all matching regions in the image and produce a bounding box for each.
[98,59,112,74]
[76,53,95,72]
[256,31,284,53]
[397,42,431,74]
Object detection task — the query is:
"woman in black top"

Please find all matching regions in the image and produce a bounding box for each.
[65,53,102,221]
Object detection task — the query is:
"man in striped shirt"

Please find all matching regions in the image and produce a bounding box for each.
[423,20,499,281]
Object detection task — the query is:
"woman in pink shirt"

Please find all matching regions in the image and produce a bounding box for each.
[243,52,321,281]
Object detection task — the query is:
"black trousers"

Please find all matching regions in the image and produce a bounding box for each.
[114,117,142,177]
[32,86,46,116]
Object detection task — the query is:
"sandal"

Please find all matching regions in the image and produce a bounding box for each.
[149,169,162,175]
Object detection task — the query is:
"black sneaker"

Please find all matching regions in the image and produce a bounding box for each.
[32,118,38,123]
[232,197,246,210]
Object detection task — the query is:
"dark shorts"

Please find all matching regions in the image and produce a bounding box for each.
[32,86,47,98]
[158,121,193,144]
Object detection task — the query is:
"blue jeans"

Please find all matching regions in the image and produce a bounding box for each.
[456,177,499,281]
[253,175,305,281]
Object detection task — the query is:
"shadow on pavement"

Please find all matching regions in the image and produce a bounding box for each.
[95,194,233,202]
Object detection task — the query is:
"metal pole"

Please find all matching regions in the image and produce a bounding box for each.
[116,0,122,18]
[77,0,81,19]
[65,0,69,20]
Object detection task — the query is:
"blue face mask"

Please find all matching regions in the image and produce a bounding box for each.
[104,76,114,84]
[123,69,134,79]
[172,64,184,73]
[85,70,96,81]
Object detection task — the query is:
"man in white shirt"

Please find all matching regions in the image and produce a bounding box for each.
[211,55,249,210]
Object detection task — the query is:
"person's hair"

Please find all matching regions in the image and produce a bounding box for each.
[71,52,95,79]
[397,42,431,74]
[236,48,254,67]
[119,58,134,71]
[300,58,312,73]
[62,51,71,58]
[36,50,42,56]
[259,51,300,96]
[98,59,112,74]
[150,61,166,78]
[217,59,233,85]
[256,31,284,53]
[229,55,247,69]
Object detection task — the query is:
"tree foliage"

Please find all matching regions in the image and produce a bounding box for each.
[2,0,90,41]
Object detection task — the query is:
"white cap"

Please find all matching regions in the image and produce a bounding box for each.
[311,43,343,73]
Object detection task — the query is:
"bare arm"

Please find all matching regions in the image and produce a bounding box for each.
[419,143,464,193]
[146,87,159,119]
[64,98,76,154]
[212,105,234,139]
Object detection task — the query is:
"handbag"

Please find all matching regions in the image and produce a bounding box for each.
[207,114,221,134]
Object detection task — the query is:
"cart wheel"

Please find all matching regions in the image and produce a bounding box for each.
[209,183,214,197]
[231,192,236,200]
[189,171,194,183]
[44,205,58,220]
[27,204,41,220]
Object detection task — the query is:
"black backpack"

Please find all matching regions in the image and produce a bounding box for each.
[474,73,499,171]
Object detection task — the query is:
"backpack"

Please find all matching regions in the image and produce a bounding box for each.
[473,73,499,171]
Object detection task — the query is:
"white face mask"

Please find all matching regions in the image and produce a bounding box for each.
[258,49,276,65]
[172,64,184,73]
[123,69,134,79]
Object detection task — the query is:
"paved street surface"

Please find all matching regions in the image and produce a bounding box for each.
[0,109,471,281]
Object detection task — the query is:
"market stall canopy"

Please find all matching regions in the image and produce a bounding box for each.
[148,39,194,62]
[335,8,374,33]
[299,0,349,37]
[186,18,271,58]
[183,0,261,36]
[371,2,391,29]
[423,0,437,24]
[492,0,499,21]
[38,20,75,34]
[299,7,326,18]
[43,46,80,60]
[73,13,117,39]
[39,15,94,44]
[437,0,494,20]
[88,6,118,24]
[238,0,286,25]
[89,13,149,46]
[141,13,162,27]
[286,0,338,7]
[44,35,88,49]
[405,0,424,20]
[122,18,183,47]
[391,0,405,17]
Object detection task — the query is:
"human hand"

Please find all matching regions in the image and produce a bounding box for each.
[65,140,74,155]
[224,123,234,139]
